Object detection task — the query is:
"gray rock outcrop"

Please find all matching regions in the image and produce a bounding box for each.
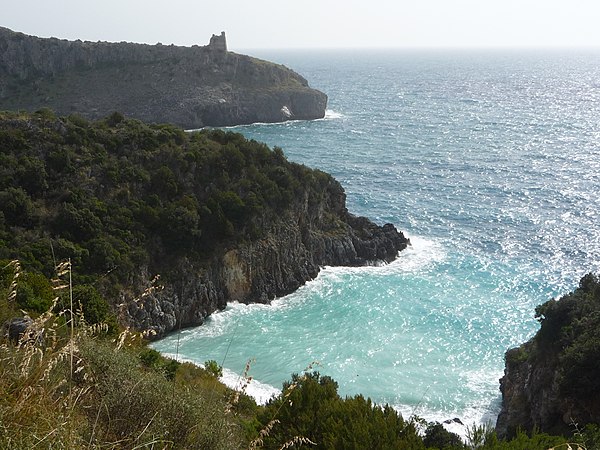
[496,341,560,438]
[124,180,409,339]
[2,317,33,343]
[0,27,327,127]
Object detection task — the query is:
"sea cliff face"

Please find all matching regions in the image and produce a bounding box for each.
[124,179,409,337]
[0,27,327,127]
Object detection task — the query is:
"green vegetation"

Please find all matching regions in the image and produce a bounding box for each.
[0,110,339,296]
[535,273,600,399]
[205,359,224,378]
[254,371,424,449]
[499,273,600,441]
[0,259,249,449]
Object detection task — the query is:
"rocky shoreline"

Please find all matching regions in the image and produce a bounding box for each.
[0,109,407,340]
[124,185,409,339]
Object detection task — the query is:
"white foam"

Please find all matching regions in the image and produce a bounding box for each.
[389,234,446,273]
[190,110,343,131]
[324,109,344,119]
[385,366,502,441]
[393,400,498,442]
[221,366,281,405]
[284,234,444,279]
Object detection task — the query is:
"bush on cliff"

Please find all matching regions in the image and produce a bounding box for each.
[535,272,600,398]
[498,272,600,439]
[535,273,600,420]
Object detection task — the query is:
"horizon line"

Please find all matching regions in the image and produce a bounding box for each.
[236,44,600,52]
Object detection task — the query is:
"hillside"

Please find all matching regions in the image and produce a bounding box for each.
[0,110,407,337]
[0,27,327,128]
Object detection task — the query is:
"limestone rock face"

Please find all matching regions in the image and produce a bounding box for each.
[124,179,409,339]
[0,27,327,128]
[496,342,563,438]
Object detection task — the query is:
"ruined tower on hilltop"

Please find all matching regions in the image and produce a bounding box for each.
[208,31,227,52]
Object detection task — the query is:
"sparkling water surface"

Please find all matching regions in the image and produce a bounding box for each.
[153,49,600,427]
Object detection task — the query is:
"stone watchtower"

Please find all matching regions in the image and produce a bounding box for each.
[208,31,227,52]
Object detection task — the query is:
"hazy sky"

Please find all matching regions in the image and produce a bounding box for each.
[2,0,600,50]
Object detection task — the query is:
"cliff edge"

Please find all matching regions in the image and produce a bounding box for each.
[496,273,600,438]
[0,27,327,128]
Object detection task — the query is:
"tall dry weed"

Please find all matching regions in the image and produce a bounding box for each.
[4,259,21,304]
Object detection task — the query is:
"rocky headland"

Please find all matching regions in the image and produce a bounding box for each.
[0,27,327,128]
[0,111,407,339]
[127,203,408,338]
[496,273,600,438]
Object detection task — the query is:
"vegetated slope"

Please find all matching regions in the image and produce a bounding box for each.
[0,27,327,128]
[0,110,408,337]
[497,273,600,438]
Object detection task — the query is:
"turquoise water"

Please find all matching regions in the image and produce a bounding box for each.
[152,50,600,427]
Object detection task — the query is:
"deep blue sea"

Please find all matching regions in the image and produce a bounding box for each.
[153,49,600,431]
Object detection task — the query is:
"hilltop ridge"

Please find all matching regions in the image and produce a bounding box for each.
[0,27,327,128]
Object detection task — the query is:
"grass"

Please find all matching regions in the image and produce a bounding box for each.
[0,259,247,449]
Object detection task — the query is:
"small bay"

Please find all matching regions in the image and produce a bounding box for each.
[153,49,600,427]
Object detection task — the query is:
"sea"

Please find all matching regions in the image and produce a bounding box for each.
[152,49,600,433]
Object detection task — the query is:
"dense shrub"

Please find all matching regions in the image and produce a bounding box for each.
[535,273,600,397]
[15,271,54,313]
[256,371,425,450]
[423,423,465,449]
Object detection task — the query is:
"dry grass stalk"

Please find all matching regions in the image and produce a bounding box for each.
[114,327,134,351]
[0,259,106,447]
[248,361,321,449]
[4,259,21,304]
[548,445,586,450]
[117,274,164,327]
[227,358,255,412]
[278,436,317,449]
[282,361,320,404]
[139,274,164,299]
[248,419,280,450]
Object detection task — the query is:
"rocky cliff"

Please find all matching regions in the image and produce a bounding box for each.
[496,273,600,438]
[0,111,407,339]
[0,27,327,127]
[125,196,408,338]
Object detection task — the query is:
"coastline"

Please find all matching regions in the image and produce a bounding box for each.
[151,235,502,438]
